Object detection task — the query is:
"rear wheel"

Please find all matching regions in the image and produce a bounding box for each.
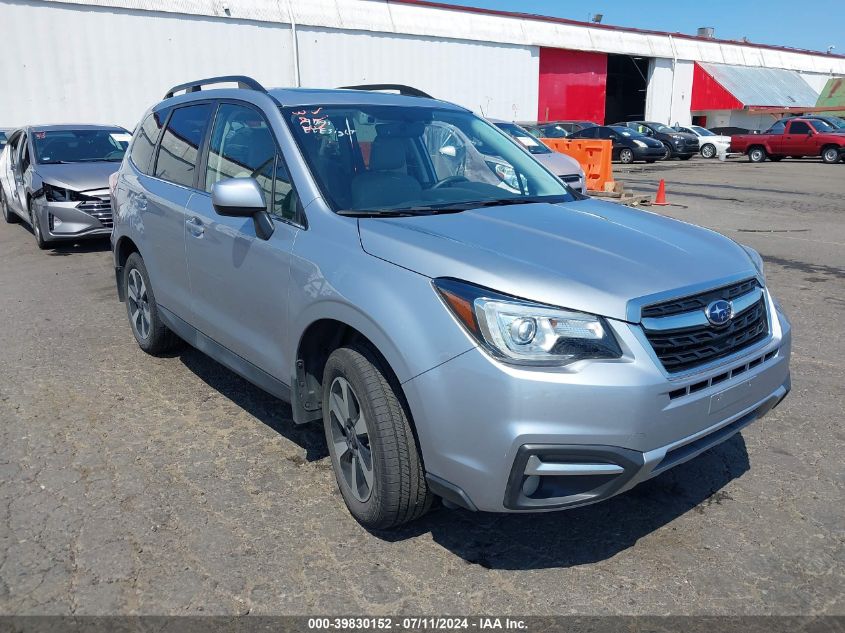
[1,189,19,224]
[821,146,841,164]
[322,343,432,529]
[123,252,181,355]
[700,143,717,159]
[619,148,634,164]
[748,146,767,163]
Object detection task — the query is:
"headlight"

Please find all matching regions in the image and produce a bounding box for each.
[633,139,648,148]
[433,278,622,366]
[487,161,519,189]
[741,245,766,281]
[43,183,81,202]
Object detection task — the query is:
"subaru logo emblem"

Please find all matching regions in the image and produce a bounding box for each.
[705,300,733,326]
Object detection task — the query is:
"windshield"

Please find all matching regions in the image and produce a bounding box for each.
[284,106,576,214]
[33,129,130,164]
[610,126,638,138]
[494,122,552,154]
[538,124,568,138]
[826,116,845,129]
[651,123,676,134]
[691,126,715,136]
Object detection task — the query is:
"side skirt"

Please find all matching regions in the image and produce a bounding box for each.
[158,305,292,403]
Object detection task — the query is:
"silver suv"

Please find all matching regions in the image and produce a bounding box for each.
[111,77,791,529]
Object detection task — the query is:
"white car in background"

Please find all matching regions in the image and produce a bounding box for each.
[673,125,732,159]
[492,120,587,194]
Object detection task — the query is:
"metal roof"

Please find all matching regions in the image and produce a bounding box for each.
[698,62,819,108]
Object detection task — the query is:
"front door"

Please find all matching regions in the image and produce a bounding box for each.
[184,102,301,380]
[782,120,814,155]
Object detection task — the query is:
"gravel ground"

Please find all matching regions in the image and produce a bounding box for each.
[0,157,842,616]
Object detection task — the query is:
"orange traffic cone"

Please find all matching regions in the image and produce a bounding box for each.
[653,179,669,206]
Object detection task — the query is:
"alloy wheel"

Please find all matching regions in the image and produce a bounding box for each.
[127,268,152,340]
[701,144,716,159]
[822,148,839,163]
[619,149,634,164]
[328,376,374,502]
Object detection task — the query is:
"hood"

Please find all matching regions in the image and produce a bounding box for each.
[533,151,582,177]
[632,136,664,148]
[359,199,756,322]
[35,161,119,193]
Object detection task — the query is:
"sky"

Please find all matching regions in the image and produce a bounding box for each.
[437,0,843,55]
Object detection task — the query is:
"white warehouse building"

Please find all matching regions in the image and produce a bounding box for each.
[2,0,844,130]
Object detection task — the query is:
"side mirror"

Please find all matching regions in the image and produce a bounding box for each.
[439,145,457,158]
[211,177,274,240]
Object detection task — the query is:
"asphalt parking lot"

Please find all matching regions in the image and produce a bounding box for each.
[0,157,842,616]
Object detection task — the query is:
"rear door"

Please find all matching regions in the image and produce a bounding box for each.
[142,102,215,321]
[184,101,302,380]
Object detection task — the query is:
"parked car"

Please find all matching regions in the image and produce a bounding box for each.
[568,125,665,163]
[0,129,10,150]
[709,127,758,136]
[673,125,732,159]
[0,125,130,248]
[731,118,845,163]
[517,120,598,139]
[492,120,586,192]
[112,76,791,529]
[612,121,699,160]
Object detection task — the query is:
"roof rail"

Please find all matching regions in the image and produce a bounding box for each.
[164,75,267,99]
[339,84,433,99]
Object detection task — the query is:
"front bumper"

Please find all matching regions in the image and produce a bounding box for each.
[404,293,791,513]
[33,197,112,242]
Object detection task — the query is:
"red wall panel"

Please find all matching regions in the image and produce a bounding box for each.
[691,62,744,111]
[538,48,607,123]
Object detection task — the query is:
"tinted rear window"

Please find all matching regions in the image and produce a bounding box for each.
[154,103,214,188]
[131,111,167,174]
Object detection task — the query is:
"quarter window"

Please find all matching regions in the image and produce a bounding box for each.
[154,103,214,188]
[131,111,167,174]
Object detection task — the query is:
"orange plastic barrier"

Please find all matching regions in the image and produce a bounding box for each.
[540,138,614,192]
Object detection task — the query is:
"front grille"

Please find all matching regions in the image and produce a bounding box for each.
[642,278,758,318]
[77,198,113,228]
[644,298,769,373]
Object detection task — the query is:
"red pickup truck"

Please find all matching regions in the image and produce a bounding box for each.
[731,118,845,164]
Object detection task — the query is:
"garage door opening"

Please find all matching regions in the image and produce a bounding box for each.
[604,54,649,124]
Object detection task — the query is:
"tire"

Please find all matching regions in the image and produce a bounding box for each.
[748,146,767,163]
[618,148,634,164]
[123,252,181,355]
[322,343,432,529]
[1,189,20,224]
[821,146,841,164]
[679,155,693,161]
[659,142,672,161]
[29,200,48,250]
[769,155,784,162]
[700,143,716,159]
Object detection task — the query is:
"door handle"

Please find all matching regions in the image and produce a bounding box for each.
[186,216,204,237]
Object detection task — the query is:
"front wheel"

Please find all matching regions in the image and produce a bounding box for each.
[29,201,48,250]
[700,143,716,159]
[123,252,181,355]
[618,148,634,164]
[322,344,432,529]
[821,146,841,164]
[659,142,672,161]
[748,147,767,163]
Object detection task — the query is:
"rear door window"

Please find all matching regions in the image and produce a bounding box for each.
[154,103,214,188]
[131,111,168,174]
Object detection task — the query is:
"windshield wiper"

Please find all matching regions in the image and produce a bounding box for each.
[336,206,465,218]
